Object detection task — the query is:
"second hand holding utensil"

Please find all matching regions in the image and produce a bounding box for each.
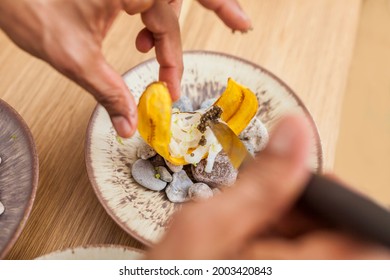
[210,120,390,247]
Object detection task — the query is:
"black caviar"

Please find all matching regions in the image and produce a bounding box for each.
[197,106,223,133]
[198,135,207,146]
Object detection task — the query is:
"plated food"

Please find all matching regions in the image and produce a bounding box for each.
[86,51,322,245]
[0,99,38,259]
[132,78,269,203]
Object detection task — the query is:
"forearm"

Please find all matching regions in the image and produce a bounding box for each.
[0,0,25,30]
[0,0,47,59]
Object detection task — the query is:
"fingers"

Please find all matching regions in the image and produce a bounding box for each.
[163,0,183,17]
[122,0,182,16]
[240,231,390,259]
[135,1,182,67]
[273,208,330,238]
[121,0,154,15]
[135,28,154,53]
[141,1,183,100]
[197,0,252,31]
[147,115,311,259]
[63,52,138,138]
[274,173,365,238]
[89,58,138,137]
[211,115,311,254]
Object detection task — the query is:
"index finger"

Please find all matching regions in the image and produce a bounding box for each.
[141,1,183,101]
[197,0,252,31]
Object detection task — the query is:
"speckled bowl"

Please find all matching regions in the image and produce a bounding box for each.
[0,99,39,259]
[36,245,144,260]
[85,51,322,246]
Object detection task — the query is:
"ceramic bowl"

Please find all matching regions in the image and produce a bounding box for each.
[36,245,144,260]
[85,51,322,246]
[0,99,39,259]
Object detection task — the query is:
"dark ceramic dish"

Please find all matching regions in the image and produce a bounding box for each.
[0,99,38,259]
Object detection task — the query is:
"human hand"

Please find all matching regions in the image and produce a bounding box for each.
[147,115,390,259]
[0,0,252,138]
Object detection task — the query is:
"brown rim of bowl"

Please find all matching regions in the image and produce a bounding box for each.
[85,50,324,247]
[36,244,145,259]
[0,99,39,259]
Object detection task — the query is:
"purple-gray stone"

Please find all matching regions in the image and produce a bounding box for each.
[191,152,238,187]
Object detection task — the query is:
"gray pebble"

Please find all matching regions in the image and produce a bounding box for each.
[243,140,255,156]
[131,159,167,191]
[0,156,2,165]
[137,142,157,160]
[165,170,193,203]
[212,188,222,196]
[0,201,4,216]
[188,183,213,201]
[192,152,238,188]
[172,95,194,112]
[155,166,173,182]
[149,154,166,167]
[239,117,269,152]
[199,98,218,110]
[165,159,183,173]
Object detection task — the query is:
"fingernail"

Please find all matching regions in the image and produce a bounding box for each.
[268,121,298,156]
[112,116,133,138]
[244,26,254,33]
[236,9,252,30]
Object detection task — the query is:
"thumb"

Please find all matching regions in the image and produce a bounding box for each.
[147,115,311,259]
[76,55,138,138]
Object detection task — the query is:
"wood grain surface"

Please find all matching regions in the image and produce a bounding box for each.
[335,0,390,206]
[0,0,361,259]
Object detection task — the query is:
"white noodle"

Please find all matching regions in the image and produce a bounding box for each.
[169,109,221,172]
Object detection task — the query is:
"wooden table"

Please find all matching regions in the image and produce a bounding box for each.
[0,0,361,259]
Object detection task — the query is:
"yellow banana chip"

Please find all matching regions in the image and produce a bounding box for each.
[214,78,259,135]
[137,78,258,166]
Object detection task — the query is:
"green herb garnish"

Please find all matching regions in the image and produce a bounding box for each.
[116,135,124,145]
